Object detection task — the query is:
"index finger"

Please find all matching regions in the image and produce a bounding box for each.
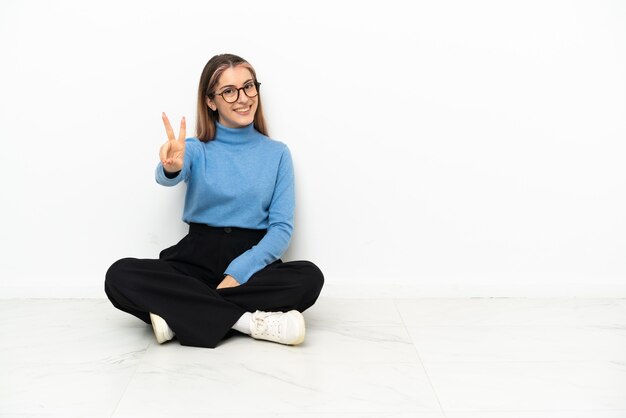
[161,112,176,141]
[178,116,186,142]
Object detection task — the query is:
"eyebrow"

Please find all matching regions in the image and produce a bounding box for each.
[218,79,254,91]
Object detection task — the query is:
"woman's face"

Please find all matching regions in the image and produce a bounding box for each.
[207,65,258,129]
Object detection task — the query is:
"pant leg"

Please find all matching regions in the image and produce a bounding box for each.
[105,224,324,349]
[105,257,246,348]
[217,260,324,313]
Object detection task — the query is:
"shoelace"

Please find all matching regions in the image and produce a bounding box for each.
[252,311,283,337]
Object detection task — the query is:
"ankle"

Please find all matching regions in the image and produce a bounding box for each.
[232,312,253,335]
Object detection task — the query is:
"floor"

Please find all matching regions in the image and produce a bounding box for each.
[1,298,625,417]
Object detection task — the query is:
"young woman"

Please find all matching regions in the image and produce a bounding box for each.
[105,53,324,349]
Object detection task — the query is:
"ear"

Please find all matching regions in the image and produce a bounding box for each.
[206,97,217,112]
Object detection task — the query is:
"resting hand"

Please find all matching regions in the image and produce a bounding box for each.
[217,275,240,290]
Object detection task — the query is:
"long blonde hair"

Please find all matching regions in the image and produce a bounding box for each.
[196,54,268,142]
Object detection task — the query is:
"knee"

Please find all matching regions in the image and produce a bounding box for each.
[292,261,324,311]
[298,261,324,295]
[105,258,135,290]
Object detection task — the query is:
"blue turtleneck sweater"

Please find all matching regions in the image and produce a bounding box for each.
[155,122,294,284]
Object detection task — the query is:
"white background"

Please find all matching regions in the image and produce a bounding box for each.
[0,0,624,297]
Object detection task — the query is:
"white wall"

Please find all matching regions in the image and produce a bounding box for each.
[1,0,624,298]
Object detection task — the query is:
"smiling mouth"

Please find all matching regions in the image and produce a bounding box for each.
[234,107,251,114]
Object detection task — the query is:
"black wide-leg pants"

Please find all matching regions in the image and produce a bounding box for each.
[104,223,324,348]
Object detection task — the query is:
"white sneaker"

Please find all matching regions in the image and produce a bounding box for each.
[250,310,306,345]
[150,312,175,344]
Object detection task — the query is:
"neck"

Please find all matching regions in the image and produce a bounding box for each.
[215,121,257,144]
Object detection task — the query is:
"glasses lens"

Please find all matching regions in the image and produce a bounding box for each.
[222,88,238,103]
[243,83,258,98]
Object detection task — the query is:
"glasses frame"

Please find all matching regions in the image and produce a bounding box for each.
[210,81,261,104]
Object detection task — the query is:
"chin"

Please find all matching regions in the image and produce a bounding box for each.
[235,116,255,127]
[221,111,256,128]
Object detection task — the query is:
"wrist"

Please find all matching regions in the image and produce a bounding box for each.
[163,166,181,178]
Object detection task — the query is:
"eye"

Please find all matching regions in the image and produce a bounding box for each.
[244,83,255,91]
[222,88,234,95]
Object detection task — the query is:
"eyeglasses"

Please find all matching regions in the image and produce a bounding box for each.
[210,81,261,103]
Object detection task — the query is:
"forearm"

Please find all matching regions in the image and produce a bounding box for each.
[224,222,292,284]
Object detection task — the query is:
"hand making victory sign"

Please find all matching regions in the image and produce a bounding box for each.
[159,112,186,173]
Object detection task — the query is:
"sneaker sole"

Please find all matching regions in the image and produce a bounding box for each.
[288,310,306,346]
[150,313,173,344]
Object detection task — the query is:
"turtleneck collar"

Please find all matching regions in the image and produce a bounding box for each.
[214,121,259,145]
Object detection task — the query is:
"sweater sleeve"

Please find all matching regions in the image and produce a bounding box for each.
[155,139,195,186]
[224,146,295,284]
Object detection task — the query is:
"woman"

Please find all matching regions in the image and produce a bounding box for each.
[105,53,324,349]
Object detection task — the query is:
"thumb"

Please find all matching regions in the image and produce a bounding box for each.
[159,142,169,162]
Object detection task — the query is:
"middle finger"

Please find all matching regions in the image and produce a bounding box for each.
[178,117,186,142]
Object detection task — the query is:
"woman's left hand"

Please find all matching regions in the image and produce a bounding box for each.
[217,275,240,289]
